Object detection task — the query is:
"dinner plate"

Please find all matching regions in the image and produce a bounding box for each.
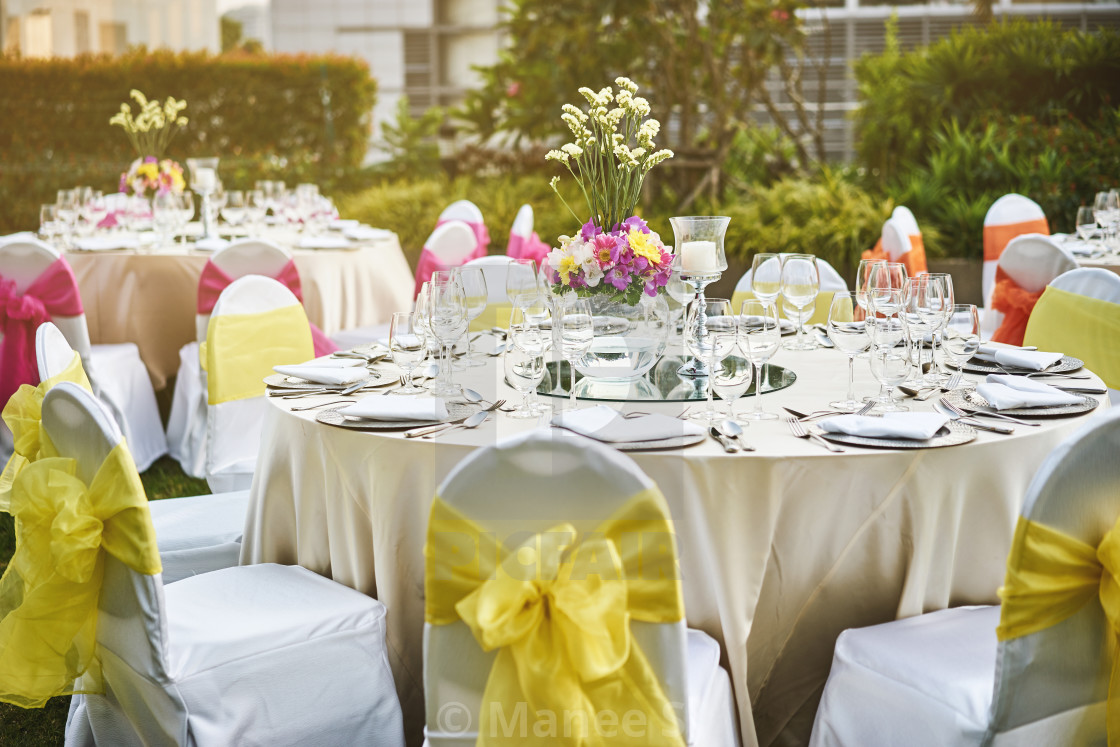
[316,401,478,430]
[962,354,1083,376]
[264,373,386,390]
[944,388,1100,418]
[812,420,976,449]
[592,432,707,452]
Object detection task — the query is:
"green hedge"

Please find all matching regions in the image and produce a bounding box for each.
[0,49,376,233]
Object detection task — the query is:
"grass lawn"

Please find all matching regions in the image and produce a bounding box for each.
[0,456,209,746]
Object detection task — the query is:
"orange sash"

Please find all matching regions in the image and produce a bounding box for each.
[862,234,927,275]
[990,269,1044,346]
[983,219,1050,263]
[861,241,887,263]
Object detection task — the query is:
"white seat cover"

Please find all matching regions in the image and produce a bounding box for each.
[996,235,1076,294]
[424,220,479,266]
[438,199,484,226]
[510,203,534,239]
[982,194,1048,306]
[880,218,914,263]
[461,255,514,304]
[735,254,848,294]
[1050,267,1120,304]
[891,205,921,237]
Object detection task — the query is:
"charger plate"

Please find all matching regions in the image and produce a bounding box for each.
[264,373,387,391]
[945,388,1100,418]
[812,420,976,449]
[962,355,1083,376]
[316,401,477,430]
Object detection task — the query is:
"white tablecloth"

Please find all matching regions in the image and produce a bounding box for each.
[240,343,1108,747]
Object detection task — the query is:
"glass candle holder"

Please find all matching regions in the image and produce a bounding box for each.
[670,216,730,377]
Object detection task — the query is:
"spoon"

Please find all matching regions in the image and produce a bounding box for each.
[423,410,490,439]
[459,388,516,411]
[718,419,754,452]
[709,425,740,453]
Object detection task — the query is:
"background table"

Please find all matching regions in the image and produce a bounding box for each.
[1078,254,1120,276]
[67,234,413,390]
[241,343,1108,747]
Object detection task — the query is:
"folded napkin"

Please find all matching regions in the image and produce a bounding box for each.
[298,235,351,250]
[551,405,705,443]
[329,219,360,231]
[740,316,796,333]
[195,237,230,252]
[344,226,392,242]
[273,361,368,385]
[308,356,364,368]
[820,412,949,441]
[74,235,139,251]
[976,375,1082,410]
[1063,239,1101,257]
[340,394,448,422]
[0,231,37,245]
[973,345,1063,371]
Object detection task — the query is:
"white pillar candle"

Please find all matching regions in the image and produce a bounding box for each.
[194,167,216,192]
[680,240,719,273]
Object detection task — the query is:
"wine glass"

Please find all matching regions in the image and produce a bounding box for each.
[80,191,108,232]
[506,258,540,308]
[503,338,546,419]
[177,191,195,247]
[666,254,696,339]
[1076,206,1098,243]
[712,345,753,421]
[245,190,267,235]
[866,288,905,406]
[922,273,954,384]
[56,189,79,248]
[827,291,871,411]
[867,262,907,316]
[39,205,62,245]
[453,266,488,366]
[901,276,938,384]
[940,304,981,378]
[780,254,819,350]
[868,342,911,413]
[152,191,179,252]
[557,298,594,409]
[1094,190,1119,244]
[428,276,468,397]
[509,300,552,414]
[751,253,782,305]
[853,258,884,359]
[389,312,428,395]
[222,190,247,231]
[685,298,736,422]
[738,299,781,421]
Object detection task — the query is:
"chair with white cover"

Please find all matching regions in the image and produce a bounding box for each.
[505,203,552,267]
[166,239,295,478]
[863,208,928,277]
[36,322,248,584]
[33,383,405,746]
[413,219,487,298]
[985,234,1077,346]
[810,406,1120,747]
[0,239,166,470]
[982,194,1049,313]
[203,275,313,492]
[1025,267,1120,405]
[423,429,740,747]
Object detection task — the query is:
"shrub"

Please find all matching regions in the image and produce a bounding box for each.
[0,49,376,233]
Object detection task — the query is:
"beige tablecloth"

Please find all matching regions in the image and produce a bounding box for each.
[241,344,1108,747]
[1079,255,1120,276]
[67,236,413,390]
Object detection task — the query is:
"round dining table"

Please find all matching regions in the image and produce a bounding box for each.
[66,230,413,390]
[240,339,1109,747]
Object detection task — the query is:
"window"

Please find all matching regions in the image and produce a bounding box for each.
[26,10,52,59]
[99,22,127,55]
[75,10,90,54]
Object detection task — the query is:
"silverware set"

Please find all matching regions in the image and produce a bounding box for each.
[403,400,506,439]
[785,417,845,452]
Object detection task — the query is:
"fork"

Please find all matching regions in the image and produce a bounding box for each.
[938,397,1040,427]
[403,400,507,438]
[916,372,961,401]
[785,417,845,452]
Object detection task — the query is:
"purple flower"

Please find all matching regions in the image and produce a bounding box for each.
[618,216,650,234]
[606,265,631,290]
[580,220,604,241]
[143,156,158,164]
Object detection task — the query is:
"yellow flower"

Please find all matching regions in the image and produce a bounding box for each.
[627,230,663,265]
[136,163,159,181]
[557,254,580,284]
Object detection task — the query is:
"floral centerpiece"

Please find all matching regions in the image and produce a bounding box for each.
[109,90,189,196]
[545,78,674,306]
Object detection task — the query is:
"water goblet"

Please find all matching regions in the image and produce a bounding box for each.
[751,253,782,305]
[222,191,247,231]
[390,312,428,395]
[666,254,696,339]
[245,190,267,235]
[428,275,468,397]
[827,291,870,411]
[453,266,489,366]
[151,191,179,252]
[39,205,62,245]
[510,300,552,413]
[922,273,954,384]
[56,189,79,248]
[712,345,753,421]
[867,261,907,315]
[503,339,546,419]
[780,254,819,350]
[940,304,981,376]
[901,276,937,383]
[868,342,911,413]
[506,258,539,308]
[557,298,594,409]
[738,299,781,421]
[177,191,195,246]
[685,298,736,422]
[1076,206,1099,243]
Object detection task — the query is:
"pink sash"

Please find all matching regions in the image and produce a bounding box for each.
[413,243,488,298]
[437,217,490,254]
[0,259,85,406]
[197,259,337,357]
[506,231,551,267]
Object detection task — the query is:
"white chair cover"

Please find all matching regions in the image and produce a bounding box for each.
[1050,267,1120,304]
[438,199,485,226]
[0,239,166,471]
[423,429,740,747]
[510,203,534,239]
[461,255,514,304]
[982,194,1048,310]
[735,254,849,294]
[425,220,479,266]
[891,205,921,237]
[47,384,404,747]
[810,407,1120,747]
[982,234,1078,335]
[880,218,914,263]
[167,240,292,478]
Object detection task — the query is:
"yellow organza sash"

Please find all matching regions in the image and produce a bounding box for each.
[0,352,92,510]
[0,442,161,708]
[203,303,313,404]
[1024,286,1120,389]
[997,515,1120,743]
[425,488,686,746]
[731,290,834,326]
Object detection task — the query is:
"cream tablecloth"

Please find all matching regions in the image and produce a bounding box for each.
[66,234,412,390]
[241,343,1109,747]
[1078,254,1120,276]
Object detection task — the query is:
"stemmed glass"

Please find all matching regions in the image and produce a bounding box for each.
[453,266,488,366]
[1094,190,1119,245]
[854,258,883,358]
[780,254,819,350]
[1076,206,1098,243]
[738,299,781,421]
[152,191,179,252]
[245,190,267,235]
[80,191,108,232]
[39,205,62,245]
[56,189,79,248]
[751,253,782,305]
[712,346,753,421]
[222,191,247,232]
[940,304,981,379]
[509,300,552,414]
[922,273,954,384]
[666,255,696,340]
[827,292,871,411]
[866,292,909,412]
[428,275,468,397]
[506,258,540,309]
[557,298,594,408]
[177,192,195,247]
[901,276,938,384]
[503,335,546,419]
[685,298,736,422]
[389,312,428,394]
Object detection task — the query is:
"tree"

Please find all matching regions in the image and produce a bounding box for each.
[220,16,243,53]
[378,96,444,176]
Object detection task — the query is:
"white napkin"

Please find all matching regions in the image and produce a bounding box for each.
[344,226,392,242]
[74,235,139,251]
[551,405,705,443]
[974,345,1063,371]
[195,237,230,252]
[340,394,448,422]
[0,231,37,245]
[308,356,364,368]
[976,375,1082,410]
[273,362,368,385]
[740,316,796,333]
[329,219,360,231]
[298,235,351,250]
[1063,239,1100,257]
[820,412,949,440]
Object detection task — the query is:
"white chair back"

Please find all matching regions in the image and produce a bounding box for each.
[424,429,691,744]
[983,194,1048,305]
[510,204,533,240]
[197,240,293,341]
[438,199,484,226]
[880,218,914,264]
[35,321,77,381]
[890,205,921,237]
[997,235,1077,294]
[735,254,849,294]
[987,407,1120,738]
[424,220,478,267]
[461,256,513,304]
[1050,268,1120,304]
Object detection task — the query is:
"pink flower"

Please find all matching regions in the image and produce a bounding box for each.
[506,82,521,97]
